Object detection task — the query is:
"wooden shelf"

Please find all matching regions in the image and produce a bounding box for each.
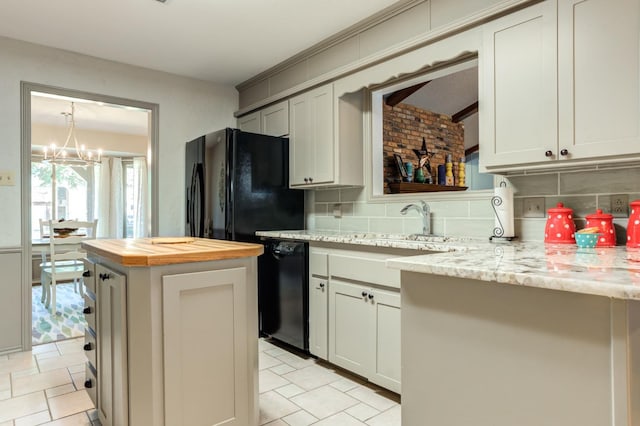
[388,182,468,194]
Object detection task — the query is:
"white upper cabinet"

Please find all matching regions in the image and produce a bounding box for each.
[558,0,640,160]
[237,100,289,137]
[289,83,364,188]
[480,1,557,170]
[481,0,640,172]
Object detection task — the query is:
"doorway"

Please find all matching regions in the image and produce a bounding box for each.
[21,82,159,348]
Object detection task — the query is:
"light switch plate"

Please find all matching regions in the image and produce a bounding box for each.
[0,170,16,186]
[523,197,545,218]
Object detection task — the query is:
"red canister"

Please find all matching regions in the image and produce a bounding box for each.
[627,200,640,248]
[544,202,576,244]
[585,209,615,247]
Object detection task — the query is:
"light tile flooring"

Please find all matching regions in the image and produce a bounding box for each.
[0,338,98,425]
[258,339,400,425]
[1,337,400,425]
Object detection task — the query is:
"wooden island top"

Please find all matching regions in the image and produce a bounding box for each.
[82,237,264,267]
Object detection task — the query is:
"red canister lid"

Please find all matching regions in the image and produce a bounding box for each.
[586,209,612,220]
[547,202,572,214]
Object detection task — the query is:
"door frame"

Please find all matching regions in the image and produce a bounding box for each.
[20,81,159,350]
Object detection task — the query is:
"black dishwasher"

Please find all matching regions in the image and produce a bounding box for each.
[258,239,309,352]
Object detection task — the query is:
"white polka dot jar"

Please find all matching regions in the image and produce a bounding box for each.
[627,199,640,248]
[544,202,576,244]
[585,209,615,247]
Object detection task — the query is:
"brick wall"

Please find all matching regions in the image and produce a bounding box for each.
[383,103,465,193]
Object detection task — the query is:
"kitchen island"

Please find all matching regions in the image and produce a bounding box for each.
[388,243,640,426]
[81,237,263,426]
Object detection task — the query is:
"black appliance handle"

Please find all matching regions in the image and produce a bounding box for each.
[188,164,196,237]
[194,163,205,237]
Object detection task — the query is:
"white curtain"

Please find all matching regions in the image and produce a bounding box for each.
[94,157,126,238]
[132,157,148,238]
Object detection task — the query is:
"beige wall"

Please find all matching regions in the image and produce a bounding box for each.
[31,123,148,157]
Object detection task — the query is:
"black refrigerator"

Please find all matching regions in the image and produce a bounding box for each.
[185,128,304,242]
[185,128,309,352]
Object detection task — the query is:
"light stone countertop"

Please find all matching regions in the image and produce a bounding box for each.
[256,230,640,301]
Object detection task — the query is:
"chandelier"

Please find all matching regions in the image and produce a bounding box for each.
[43,102,102,165]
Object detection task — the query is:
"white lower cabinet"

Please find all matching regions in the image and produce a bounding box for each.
[328,279,401,393]
[309,276,328,359]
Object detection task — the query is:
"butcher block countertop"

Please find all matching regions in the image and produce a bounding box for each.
[81,237,264,266]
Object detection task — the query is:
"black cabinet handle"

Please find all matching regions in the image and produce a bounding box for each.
[545,150,553,157]
[368,293,374,300]
[308,177,313,183]
[82,307,92,314]
[560,148,569,156]
[99,273,111,281]
[319,282,325,288]
[304,177,309,183]
[83,342,93,351]
[361,291,368,297]
[82,270,92,277]
[84,379,93,389]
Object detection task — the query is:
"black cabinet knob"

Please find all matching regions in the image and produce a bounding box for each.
[545,150,553,157]
[319,282,325,288]
[82,270,92,277]
[304,177,309,183]
[84,379,93,389]
[99,273,111,281]
[308,177,313,183]
[82,307,92,314]
[368,293,374,300]
[560,148,569,156]
[361,291,367,297]
[83,342,93,351]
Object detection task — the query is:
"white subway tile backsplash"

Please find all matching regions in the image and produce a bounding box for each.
[315,189,340,203]
[314,204,328,216]
[315,216,340,231]
[369,218,404,234]
[469,198,495,218]
[353,202,386,217]
[543,196,596,218]
[338,217,369,232]
[340,187,366,202]
[507,174,558,196]
[444,218,493,238]
[560,168,640,194]
[516,218,546,242]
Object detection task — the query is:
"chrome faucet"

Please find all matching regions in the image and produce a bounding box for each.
[400,200,431,235]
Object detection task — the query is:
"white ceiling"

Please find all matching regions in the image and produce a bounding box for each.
[1,0,402,86]
[9,0,402,135]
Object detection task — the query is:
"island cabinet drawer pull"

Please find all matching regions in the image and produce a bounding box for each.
[84,379,93,389]
[83,342,93,351]
[99,272,111,281]
[82,270,92,277]
[82,306,92,314]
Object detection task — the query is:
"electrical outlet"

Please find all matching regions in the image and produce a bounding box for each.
[611,194,629,217]
[332,203,342,218]
[0,170,16,186]
[523,197,545,218]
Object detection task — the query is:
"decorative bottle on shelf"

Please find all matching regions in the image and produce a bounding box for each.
[445,154,454,186]
[458,157,466,187]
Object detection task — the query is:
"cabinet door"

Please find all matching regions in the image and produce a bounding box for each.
[237,111,261,133]
[289,93,311,186]
[308,84,335,184]
[369,288,401,394]
[163,267,249,426]
[261,100,289,137]
[309,277,328,359]
[480,1,557,169]
[558,0,640,159]
[96,264,128,426]
[328,280,373,377]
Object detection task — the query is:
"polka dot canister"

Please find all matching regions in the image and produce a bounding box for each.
[627,200,640,248]
[544,202,576,244]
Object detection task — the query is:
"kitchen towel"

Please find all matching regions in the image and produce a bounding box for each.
[493,184,515,237]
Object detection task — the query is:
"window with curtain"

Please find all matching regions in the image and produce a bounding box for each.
[31,160,95,239]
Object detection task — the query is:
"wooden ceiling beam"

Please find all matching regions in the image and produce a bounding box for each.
[451,101,478,123]
[384,81,431,107]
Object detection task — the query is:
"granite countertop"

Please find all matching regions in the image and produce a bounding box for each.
[255,230,483,252]
[256,230,640,301]
[82,237,264,266]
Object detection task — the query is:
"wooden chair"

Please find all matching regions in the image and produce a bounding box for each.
[40,220,97,312]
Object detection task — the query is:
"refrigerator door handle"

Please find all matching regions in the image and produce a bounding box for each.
[195,163,205,237]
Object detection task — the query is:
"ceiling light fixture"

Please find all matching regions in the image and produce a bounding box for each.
[43,102,102,165]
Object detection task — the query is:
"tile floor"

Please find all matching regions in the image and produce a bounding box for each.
[258,339,401,425]
[0,338,98,425]
[0,337,400,425]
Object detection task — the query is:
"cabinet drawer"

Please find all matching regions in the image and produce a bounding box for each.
[82,259,96,294]
[330,253,400,288]
[85,363,97,407]
[84,329,97,368]
[310,251,328,277]
[83,293,96,332]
